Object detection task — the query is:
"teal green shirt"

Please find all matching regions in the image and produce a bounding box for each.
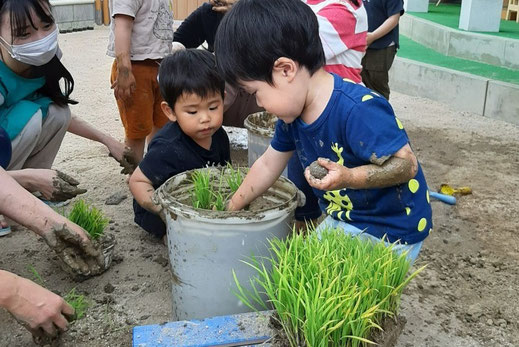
[0,60,52,140]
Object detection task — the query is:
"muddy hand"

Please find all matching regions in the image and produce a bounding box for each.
[50,171,87,202]
[117,147,138,175]
[43,225,104,277]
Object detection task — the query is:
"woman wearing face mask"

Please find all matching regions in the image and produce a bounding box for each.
[0,0,132,215]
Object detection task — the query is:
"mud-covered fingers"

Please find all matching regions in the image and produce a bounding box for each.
[61,301,75,320]
[52,311,70,332]
[60,248,90,276]
[56,226,101,258]
[56,170,80,186]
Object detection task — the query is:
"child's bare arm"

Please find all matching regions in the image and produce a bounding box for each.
[228,146,293,211]
[305,144,418,191]
[129,168,162,214]
[366,13,400,46]
[112,14,135,102]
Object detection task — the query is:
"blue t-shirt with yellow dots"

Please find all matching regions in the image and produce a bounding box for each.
[271,73,432,244]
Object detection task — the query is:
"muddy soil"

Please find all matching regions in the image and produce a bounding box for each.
[0,28,518,346]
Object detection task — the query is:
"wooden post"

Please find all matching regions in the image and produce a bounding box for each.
[103,0,110,26]
[95,0,102,25]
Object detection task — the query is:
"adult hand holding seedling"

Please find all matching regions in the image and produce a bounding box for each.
[0,270,74,340]
[42,223,105,277]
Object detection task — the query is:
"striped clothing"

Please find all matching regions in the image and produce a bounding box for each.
[305,0,368,83]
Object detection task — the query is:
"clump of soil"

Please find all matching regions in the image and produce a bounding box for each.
[308,160,328,179]
[267,313,406,346]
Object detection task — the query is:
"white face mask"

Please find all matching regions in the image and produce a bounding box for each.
[0,26,59,66]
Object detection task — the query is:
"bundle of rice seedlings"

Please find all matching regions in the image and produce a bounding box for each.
[234,226,425,346]
[68,199,109,240]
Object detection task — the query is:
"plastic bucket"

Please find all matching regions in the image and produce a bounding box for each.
[154,167,298,320]
[244,112,287,177]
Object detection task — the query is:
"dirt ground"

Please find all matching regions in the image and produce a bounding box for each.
[1,28,518,346]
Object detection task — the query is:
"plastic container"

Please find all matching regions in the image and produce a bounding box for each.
[244,111,287,177]
[154,167,298,320]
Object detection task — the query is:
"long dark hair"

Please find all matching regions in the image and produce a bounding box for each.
[0,0,77,106]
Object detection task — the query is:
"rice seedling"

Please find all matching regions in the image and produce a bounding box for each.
[190,166,244,211]
[233,226,425,347]
[225,163,244,193]
[64,288,89,320]
[68,199,109,240]
[27,264,45,287]
[26,265,89,321]
[191,168,212,210]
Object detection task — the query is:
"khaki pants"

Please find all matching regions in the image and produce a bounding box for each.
[361,46,397,100]
[8,104,71,170]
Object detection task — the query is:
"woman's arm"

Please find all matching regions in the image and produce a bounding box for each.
[112,14,135,102]
[367,13,400,46]
[0,270,74,338]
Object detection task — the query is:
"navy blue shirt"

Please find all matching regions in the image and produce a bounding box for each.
[271,74,432,244]
[362,0,404,49]
[133,122,230,237]
[173,3,222,52]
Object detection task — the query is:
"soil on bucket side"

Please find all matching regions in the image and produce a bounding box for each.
[245,111,278,137]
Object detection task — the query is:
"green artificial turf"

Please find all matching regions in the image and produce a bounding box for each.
[408,4,519,39]
[398,35,519,85]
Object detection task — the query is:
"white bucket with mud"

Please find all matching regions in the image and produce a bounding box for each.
[244,111,287,177]
[154,167,298,320]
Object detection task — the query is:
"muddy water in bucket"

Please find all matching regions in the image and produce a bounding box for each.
[244,111,288,177]
[154,167,298,320]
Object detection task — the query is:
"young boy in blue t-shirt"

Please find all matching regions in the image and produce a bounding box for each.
[215,0,431,262]
[129,49,230,239]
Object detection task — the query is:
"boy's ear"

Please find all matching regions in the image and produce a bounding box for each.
[161,101,177,122]
[273,57,298,82]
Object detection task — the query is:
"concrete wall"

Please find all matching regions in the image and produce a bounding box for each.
[51,1,95,33]
[400,15,519,69]
[484,81,519,124]
[389,57,519,125]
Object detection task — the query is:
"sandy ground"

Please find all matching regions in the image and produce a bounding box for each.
[0,27,518,346]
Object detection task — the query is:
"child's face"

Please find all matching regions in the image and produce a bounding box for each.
[163,91,224,148]
[239,58,308,124]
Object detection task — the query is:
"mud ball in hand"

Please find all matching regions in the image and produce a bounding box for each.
[309,161,328,180]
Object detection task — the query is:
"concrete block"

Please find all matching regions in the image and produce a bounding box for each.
[484,80,519,125]
[389,57,488,115]
[504,40,519,70]
[404,0,429,12]
[459,0,501,32]
[73,4,95,21]
[448,30,506,67]
[409,17,450,55]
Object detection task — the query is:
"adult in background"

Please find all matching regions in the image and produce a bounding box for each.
[361,0,404,100]
[108,0,175,163]
[0,0,130,231]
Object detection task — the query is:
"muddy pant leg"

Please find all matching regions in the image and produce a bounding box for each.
[288,153,322,222]
[133,199,166,238]
[8,104,71,170]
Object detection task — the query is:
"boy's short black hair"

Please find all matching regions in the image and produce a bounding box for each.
[158,49,225,108]
[214,0,325,87]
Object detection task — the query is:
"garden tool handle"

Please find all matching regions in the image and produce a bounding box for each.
[429,191,457,205]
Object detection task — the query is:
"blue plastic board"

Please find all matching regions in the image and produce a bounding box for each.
[132,311,272,347]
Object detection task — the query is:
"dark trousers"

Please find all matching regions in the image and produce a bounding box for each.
[361,46,397,100]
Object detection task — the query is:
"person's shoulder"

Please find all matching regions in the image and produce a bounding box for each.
[212,127,230,148]
[334,75,384,106]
